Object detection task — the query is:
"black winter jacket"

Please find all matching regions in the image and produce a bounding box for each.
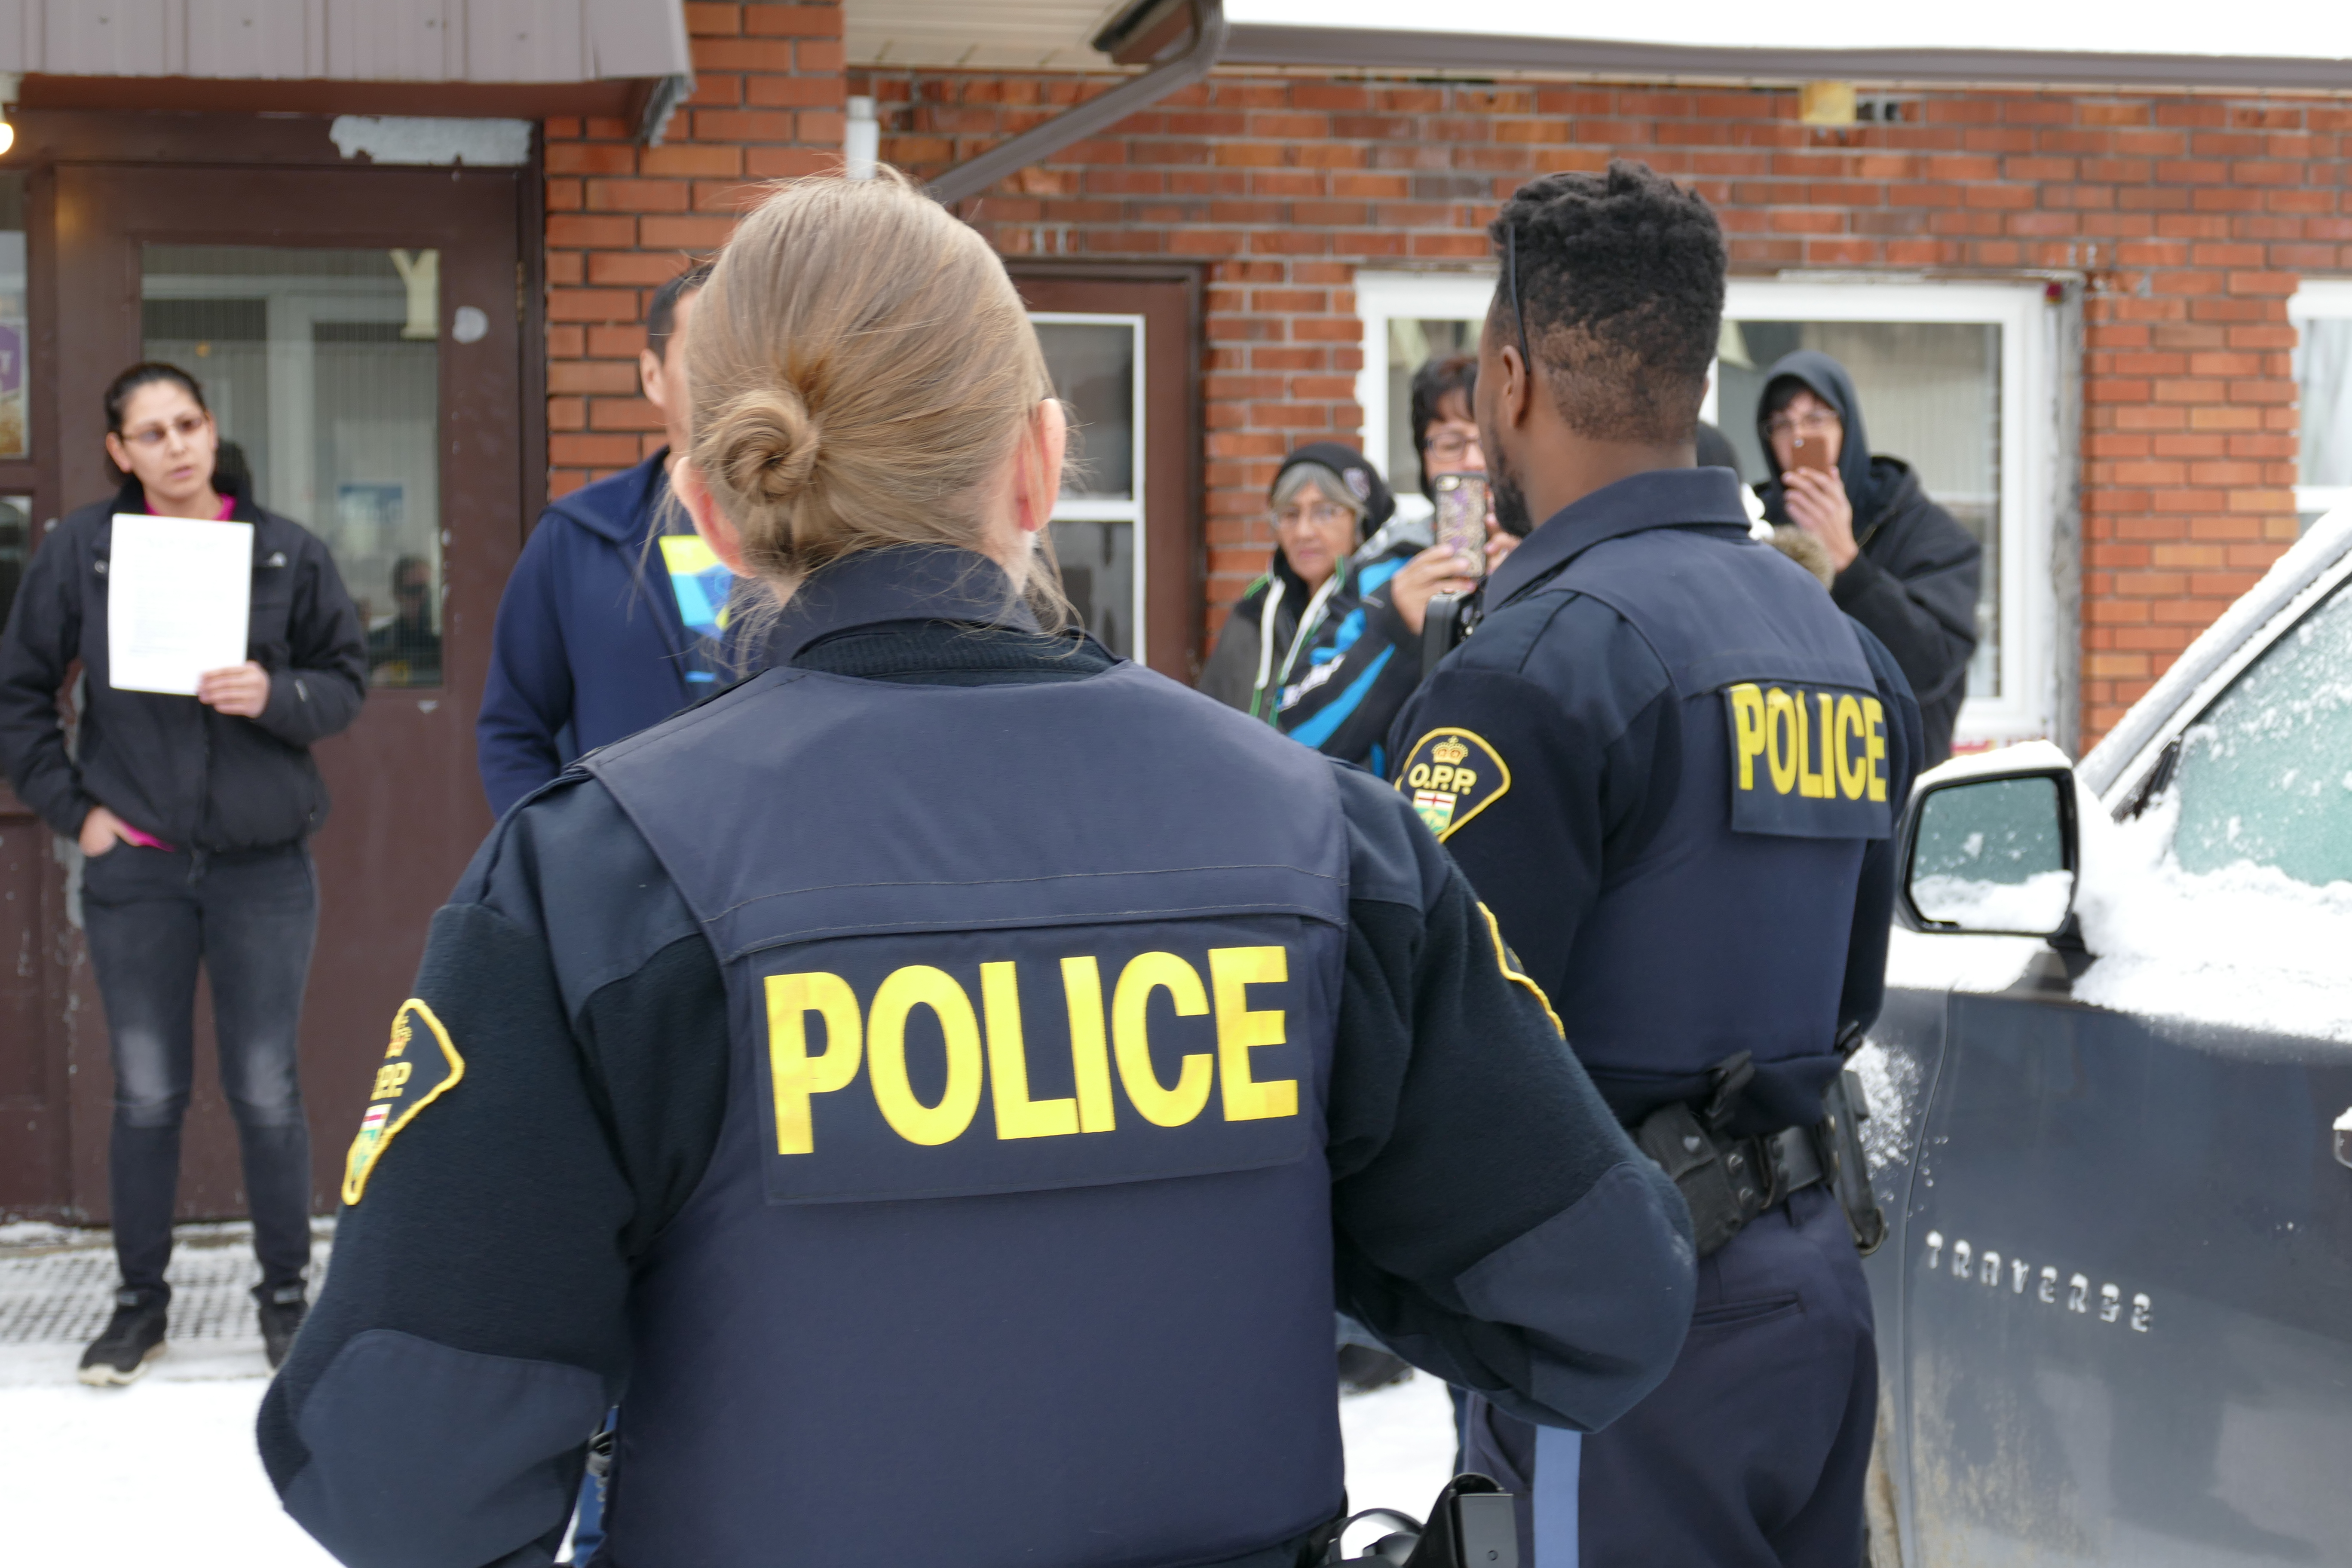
[1757,350,1981,763]
[0,479,368,851]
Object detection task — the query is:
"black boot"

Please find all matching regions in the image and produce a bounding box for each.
[79,1289,169,1386]
[255,1281,308,1369]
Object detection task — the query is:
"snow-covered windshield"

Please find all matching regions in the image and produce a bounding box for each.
[2171,579,2352,888]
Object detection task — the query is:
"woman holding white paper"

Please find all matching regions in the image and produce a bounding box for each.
[0,362,368,1385]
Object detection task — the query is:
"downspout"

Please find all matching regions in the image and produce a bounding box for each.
[927,0,1228,208]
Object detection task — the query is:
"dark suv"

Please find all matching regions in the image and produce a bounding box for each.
[1865,514,2352,1566]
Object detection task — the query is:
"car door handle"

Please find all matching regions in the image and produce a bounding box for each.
[2337,1109,2352,1170]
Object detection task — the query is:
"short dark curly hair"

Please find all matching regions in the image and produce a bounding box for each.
[1488,160,1725,444]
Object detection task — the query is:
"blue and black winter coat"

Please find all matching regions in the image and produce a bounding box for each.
[1198,515,1431,774]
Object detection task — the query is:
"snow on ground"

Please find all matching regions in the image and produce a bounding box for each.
[1338,1369,1460,1519]
[0,1292,1458,1567]
[0,1348,333,1567]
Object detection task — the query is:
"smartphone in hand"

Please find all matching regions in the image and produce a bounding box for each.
[1788,435,1836,474]
[1432,472,1489,578]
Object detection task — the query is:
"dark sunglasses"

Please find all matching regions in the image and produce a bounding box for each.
[1504,222,1535,379]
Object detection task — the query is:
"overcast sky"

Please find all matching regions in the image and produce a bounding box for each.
[1228,0,2351,61]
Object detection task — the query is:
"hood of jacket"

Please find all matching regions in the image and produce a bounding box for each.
[1755,349,1890,528]
[545,448,673,545]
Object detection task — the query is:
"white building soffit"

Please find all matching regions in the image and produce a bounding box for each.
[0,0,692,84]
[848,1,1133,70]
[1222,1,2352,90]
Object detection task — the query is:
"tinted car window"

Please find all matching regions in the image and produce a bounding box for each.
[2171,578,2352,885]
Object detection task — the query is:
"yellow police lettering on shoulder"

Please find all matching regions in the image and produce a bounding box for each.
[1208,946,1298,1122]
[1834,695,1868,801]
[1729,683,1767,790]
[1765,687,1801,795]
[1864,696,1889,802]
[1112,952,1215,1128]
[868,966,985,1146]
[981,961,1080,1140]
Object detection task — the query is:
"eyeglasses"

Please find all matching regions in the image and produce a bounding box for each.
[1764,410,1840,440]
[118,413,208,450]
[1275,500,1356,531]
[1425,428,1481,465]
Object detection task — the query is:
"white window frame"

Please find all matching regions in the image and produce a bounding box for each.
[2288,280,2352,525]
[1354,271,1502,527]
[1354,271,2061,748]
[1031,310,1147,658]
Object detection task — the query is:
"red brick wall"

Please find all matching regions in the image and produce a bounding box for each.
[857,70,2342,744]
[541,0,843,498]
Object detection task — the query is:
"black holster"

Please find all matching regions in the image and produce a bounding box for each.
[1316,1473,1518,1567]
[1632,1053,1775,1257]
[1632,1051,1887,1259]
[1821,1065,1886,1256]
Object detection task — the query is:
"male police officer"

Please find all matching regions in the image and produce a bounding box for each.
[1389,162,1923,1567]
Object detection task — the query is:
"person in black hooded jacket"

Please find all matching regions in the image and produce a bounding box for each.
[1756,349,1981,762]
[0,363,367,1385]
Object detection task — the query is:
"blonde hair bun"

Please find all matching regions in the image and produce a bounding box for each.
[710,386,820,508]
[684,170,1067,629]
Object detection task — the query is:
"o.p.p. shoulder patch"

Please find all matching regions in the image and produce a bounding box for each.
[1394,727,1510,841]
[340,998,464,1205]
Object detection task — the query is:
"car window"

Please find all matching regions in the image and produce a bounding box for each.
[2170,577,2352,885]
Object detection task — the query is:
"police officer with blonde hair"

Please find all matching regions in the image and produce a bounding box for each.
[257,171,1695,1568]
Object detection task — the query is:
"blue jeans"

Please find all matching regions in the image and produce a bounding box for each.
[81,841,318,1297]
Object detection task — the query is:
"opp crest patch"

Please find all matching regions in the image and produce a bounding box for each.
[1393,727,1510,841]
[340,998,465,1205]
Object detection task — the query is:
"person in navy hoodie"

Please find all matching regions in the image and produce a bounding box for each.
[477,262,730,818]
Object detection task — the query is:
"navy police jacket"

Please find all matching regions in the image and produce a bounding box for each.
[1389,469,1924,1138]
[260,547,1695,1568]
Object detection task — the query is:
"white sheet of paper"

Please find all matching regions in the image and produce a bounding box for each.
[106,514,253,696]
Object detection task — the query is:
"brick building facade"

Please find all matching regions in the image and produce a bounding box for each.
[533,0,2352,749]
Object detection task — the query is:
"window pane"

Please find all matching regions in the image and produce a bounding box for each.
[1719,320,2003,700]
[1048,518,1136,657]
[2170,581,2352,887]
[1386,318,1481,505]
[1036,317,1142,658]
[2294,317,2352,489]
[141,245,442,687]
[1035,321,1135,500]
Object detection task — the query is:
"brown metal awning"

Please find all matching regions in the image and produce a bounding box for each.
[0,0,694,139]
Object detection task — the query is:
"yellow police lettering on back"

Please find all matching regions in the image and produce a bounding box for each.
[1722,681,1893,840]
[762,947,1302,1155]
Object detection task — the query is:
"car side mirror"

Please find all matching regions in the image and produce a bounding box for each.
[1896,762,2079,940]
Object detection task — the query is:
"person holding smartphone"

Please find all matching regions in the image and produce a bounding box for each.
[1758,350,1981,763]
[1197,442,1477,771]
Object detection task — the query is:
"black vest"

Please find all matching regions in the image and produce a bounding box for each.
[1482,475,1894,1133]
[583,550,1351,1568]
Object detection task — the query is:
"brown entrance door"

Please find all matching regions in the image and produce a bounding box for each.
[1011,266,1201,683]
[50,163,526,1220]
